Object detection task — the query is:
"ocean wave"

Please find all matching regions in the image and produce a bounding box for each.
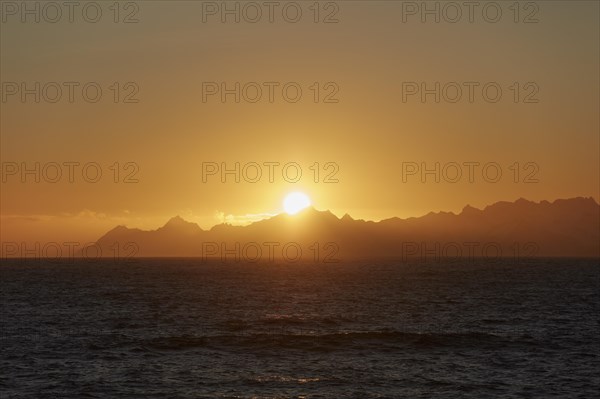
[124,330,529,352]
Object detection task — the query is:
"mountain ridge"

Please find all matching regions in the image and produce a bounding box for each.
[91,197,600,258]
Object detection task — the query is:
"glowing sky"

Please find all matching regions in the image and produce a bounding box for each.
[1,1,598,245]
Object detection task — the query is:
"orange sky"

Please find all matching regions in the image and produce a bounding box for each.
[1,1,599,245]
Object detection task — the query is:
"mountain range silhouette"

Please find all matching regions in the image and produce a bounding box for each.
[93,197,600,259]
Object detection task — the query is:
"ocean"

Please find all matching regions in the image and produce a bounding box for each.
[1,258,599,398]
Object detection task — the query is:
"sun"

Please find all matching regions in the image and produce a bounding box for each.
[283,192,311,215]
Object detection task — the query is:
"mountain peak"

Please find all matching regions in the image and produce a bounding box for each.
[160,216,203,232]
[290,206,335,218]
[166,215,187,225]
[515,197,533,205]
[461,204,480,215]
[304,207,339,220]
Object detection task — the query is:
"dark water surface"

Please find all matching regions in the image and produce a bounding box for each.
[1,258,599,398]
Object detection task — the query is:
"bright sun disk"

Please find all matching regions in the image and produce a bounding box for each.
[283,192,311,215]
